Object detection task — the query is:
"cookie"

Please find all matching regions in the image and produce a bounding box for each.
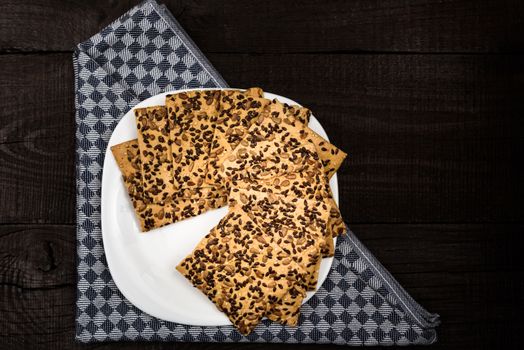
[111,140,227,232]
[135,106,174,204]
[227,189,328,323]
[217,100,347,184]
[221,112,346,238]
[232,176,337,258]
[221,99,347,238]
[249,99,347,179]
[266,283,306,326]
[232,158,346,241]
[176,209,308,334]
[229,188,327,288]
[166,90,221,189]
[218,132,319,185]
[306,128,346,179]
[205,88,270,188]
[219,126,345,247]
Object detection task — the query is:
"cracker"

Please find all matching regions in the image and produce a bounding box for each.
[227,189,328,324]
[220,112,346,239]
[250,99,347,179]
[217,100,347,184]
[205,88,270,188]
[307,128,346,179]
[266,283,306,326]
[218,132,319,184]
[166,90,221,189]
[232,158,346,242]
[229,188,327,289]
[232,175,338,258]
[135,106,174,204]
[111,140,227,232]
[220,99,347,240]
[176,209,308,334]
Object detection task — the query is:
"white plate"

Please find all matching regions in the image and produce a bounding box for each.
[101,88,339,326]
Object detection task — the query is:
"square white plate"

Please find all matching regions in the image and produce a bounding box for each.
[101,89,339,326]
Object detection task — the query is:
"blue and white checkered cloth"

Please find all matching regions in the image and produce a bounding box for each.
[73,0,439,344]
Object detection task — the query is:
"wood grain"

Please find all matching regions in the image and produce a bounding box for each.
[0,224,522,349]
[0,225,75,289]
[0,54,75,225]
[0,1,522,348]
[0,0,523,53]
[1,53,522,224]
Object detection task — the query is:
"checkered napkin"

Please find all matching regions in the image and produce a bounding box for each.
[73,0,439,344]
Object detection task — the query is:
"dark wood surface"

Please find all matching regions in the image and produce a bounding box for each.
[0,1,522,349]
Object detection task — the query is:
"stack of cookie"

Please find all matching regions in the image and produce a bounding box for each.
[111,88,265,231]
[111,88,347,334]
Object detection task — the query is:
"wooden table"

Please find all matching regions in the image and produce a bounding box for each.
[0,1,522,349]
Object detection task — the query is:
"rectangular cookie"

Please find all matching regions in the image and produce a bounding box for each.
[221,113,346,239]
[250,99,347,179]
[135,104,226,204]
[218,121,345,251]
[307,128,346,179]
[176,209,308,334]
[221,99,347,238]
[135,106,174,204]
[232,176,338,258]
[231,159,346,242]
[111,140,227,232]
[228,188,328,289]
[205,88,270,188]
[166,90,221,189]
[227,189,328,324]
[218,132,318,184]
